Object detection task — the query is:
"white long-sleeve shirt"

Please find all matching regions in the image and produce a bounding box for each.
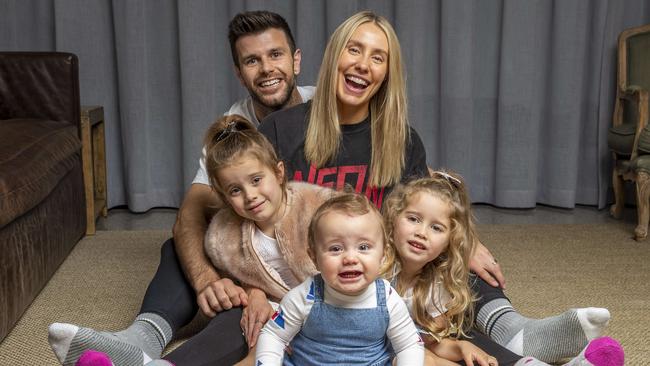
[256,277,424,365]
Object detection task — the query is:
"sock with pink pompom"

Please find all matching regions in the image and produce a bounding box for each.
[513,336,624,366]
[74,350,175,366]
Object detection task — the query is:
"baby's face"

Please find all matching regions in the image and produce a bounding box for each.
[313,210,384,296]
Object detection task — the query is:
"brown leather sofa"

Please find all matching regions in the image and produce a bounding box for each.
[0,52,86,341]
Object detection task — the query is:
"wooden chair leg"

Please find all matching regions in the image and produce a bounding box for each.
[610,167,625,219]
[635,172,650,240]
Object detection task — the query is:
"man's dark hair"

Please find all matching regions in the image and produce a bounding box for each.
[228,10,297,67]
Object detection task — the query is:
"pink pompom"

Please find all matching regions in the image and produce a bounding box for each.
[75,350,114,366]
[585,336,625,366]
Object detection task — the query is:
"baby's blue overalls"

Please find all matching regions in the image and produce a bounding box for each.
[284,274,392,365]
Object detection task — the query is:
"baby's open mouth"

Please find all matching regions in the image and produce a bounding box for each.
[339,271,362,278]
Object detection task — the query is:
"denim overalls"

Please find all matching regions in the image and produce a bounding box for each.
[284,274,392,365]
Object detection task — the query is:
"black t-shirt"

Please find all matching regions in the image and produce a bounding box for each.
[259,101,428,207]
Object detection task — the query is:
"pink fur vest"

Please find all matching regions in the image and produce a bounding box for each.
[204,181,334,302]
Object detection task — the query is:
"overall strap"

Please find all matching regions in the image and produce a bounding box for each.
[375,278,387,307]
[312,274,325,303]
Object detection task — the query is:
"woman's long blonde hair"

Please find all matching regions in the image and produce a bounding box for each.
[381,172,478,341]
[305,10,409,187]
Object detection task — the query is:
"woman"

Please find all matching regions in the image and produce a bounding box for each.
[258,11,428,206]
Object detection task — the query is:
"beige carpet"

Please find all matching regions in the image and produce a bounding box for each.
[0,223,648,365]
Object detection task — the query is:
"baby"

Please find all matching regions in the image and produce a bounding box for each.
[255,192,424,365]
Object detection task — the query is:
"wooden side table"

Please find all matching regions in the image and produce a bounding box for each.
[80,105,108,235]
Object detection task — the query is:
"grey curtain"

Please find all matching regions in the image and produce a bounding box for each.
[2,0,650,211]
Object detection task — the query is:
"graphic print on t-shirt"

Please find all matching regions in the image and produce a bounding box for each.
[292,163,385,207]
[259,101,429,209]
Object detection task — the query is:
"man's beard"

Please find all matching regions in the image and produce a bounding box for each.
[251,77,297,111]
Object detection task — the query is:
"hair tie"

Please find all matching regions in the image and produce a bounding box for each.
[433,171,461,187]
[215,120,244,143]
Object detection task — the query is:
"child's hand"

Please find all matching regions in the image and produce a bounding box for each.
[457,340,498,366]
[240,288,274,349]
[197,278,248,317]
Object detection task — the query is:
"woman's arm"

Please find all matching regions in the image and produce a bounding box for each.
[425,314,498,366]
[240,287,275,349]
[469,241,506,289]
[428,338,497,366]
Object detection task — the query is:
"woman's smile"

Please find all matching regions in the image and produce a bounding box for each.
[336,22,389,123]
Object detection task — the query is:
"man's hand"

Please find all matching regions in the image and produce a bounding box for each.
[240,288,274,349]
[197,278,248,317]
[469,241,506,289]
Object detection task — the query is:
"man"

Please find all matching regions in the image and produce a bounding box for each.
[49,10,314,366]
[179,11,314,323]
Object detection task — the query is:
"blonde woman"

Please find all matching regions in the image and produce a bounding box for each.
[259,10,428,208]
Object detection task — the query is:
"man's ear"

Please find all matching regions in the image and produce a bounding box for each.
[292,48,302,75]
[276,161,285,181]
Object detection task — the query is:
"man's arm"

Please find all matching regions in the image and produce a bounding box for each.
[172,183,247,316]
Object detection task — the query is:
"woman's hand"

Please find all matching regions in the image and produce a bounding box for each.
[469,241,506,289]
[457,340,498,366]
[240,288,275,349]
[197,278,248,317]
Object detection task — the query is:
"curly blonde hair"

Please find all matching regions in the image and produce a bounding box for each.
[381,171,478,341]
